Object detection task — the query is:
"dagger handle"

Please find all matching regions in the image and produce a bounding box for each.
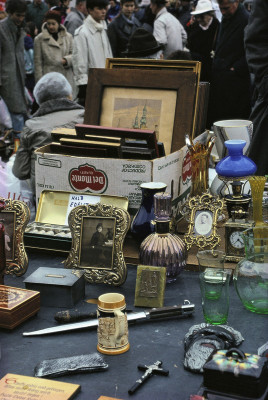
[149,303,194,319]
[54,310,97,323]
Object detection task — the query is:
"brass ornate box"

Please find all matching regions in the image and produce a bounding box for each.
[24,190,128,254]
[0,285,40,329]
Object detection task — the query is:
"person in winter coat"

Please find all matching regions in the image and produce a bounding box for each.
[150,0,187,59]
[12,72,84,193]
[245,0,268,175]
[64,0,88,36]
[34,10,76,96]
[72,0,113,105]
[107,0,141,57]
[187,0,219,82]
[206,0,250,127]
[0,0,28,135]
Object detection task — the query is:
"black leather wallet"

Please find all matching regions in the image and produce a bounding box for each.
[34,353,108,378]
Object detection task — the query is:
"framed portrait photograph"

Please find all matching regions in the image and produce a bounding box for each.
[183,193,225,251]
[194,210,213,237]
[84,68,198,153]
[79,216,115,269]
[65,203,131,286]
[0,197,30,276]
[0,211,15,261]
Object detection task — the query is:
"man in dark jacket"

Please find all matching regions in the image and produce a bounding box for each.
[245,0,268,175]
[207,0,250,127]
[0,0,28,135]
[25,0,48,32]
[107,0,141,57]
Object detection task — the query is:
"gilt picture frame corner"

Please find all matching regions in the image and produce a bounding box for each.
[0,196,30,276]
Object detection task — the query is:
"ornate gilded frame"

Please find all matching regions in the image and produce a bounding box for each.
[183,193,225,250]
[0,197,30,276]
[64,203,131,286]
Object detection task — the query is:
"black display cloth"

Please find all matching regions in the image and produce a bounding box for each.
[0,253,267,400]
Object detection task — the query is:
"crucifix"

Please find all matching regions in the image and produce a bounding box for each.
[128,360,169,395]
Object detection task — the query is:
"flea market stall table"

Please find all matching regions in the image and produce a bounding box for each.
[0,252,267,400]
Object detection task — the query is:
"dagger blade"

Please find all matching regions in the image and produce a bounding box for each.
[22,301,194,337]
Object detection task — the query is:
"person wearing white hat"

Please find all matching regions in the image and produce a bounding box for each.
[187,0,219,81]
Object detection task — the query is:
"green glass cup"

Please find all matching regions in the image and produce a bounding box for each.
[199,269,230,324]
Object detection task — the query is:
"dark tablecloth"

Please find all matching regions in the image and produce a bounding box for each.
[0,253,267,400]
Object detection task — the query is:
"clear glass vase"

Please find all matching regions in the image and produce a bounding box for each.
[233,226,268,314]
[139,192,187,283]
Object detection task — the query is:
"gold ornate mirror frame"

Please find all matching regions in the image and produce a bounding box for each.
[64,203,131,286]
[0,197,30,276]
[183,193,225,250]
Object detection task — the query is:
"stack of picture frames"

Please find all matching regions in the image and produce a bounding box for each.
[82,59,208,154]
[51,124,163,160]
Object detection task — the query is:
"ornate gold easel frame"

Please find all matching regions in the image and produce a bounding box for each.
[64,203,131,286]
[184,193,225,251]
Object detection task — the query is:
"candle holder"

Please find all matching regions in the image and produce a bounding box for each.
[185,132,215,197]
[249,176,267,226]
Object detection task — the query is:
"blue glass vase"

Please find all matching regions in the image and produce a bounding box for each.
[131,182,167,242]
[216,140,257,178]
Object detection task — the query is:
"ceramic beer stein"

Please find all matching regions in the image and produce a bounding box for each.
[97,293,129,355]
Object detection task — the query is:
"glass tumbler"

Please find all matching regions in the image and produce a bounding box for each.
[199,269,230,324]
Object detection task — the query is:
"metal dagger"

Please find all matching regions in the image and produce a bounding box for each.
[22,300,194,337]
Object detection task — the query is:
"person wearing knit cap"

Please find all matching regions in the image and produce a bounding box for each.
[12,72,84,194]
[34,9,77,97]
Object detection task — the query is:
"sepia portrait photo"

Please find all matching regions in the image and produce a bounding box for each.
[0,211,15,261]
[194,210,213,237]
[79,216,115,269]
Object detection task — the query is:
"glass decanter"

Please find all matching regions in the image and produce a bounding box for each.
[139,192,187,283]
[233,226,268,314]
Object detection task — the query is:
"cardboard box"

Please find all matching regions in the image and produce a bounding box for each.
[24,267,85,308]
[0,285,40,329]
[35,141,194,218]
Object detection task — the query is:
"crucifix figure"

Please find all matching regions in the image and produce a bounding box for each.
[128,360,169,395]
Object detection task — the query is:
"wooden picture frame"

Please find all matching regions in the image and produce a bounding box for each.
[183,193,225,251]
[64,203,131,286]
[105,58,201,74]
[105,58,206,139]
[0,197,30,276]
[84,68,198,153]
